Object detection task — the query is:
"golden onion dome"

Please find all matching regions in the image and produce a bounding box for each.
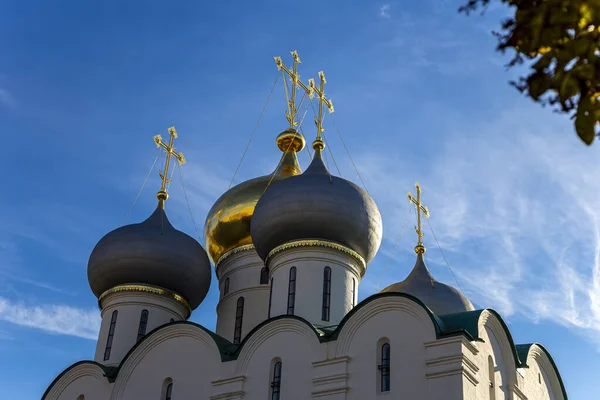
[204,129,305,265]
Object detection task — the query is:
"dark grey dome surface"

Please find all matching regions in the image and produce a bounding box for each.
[251,148,383,263]
[88,207,212,309]
[381,253,474,315]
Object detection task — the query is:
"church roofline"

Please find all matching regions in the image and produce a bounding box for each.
[516,343,569,400]
[43,293,567,399]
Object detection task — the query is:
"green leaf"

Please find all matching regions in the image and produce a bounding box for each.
[575,95,597,144]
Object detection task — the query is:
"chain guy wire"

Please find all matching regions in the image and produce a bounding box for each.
[375,203,413,290]
[426,218,467,297]
[227,74,279,190]
[177,161,203,243]
[122,148,161,226]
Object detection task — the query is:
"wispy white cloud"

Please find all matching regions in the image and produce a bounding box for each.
[352,103,600,347]
[0,296,100,340]
[379,4,391,19]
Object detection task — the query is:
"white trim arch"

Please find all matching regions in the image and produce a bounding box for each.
[527,344,566,400]
[234,318,322,376]
[110,324,223,400]
[478,310,518,391]
[335,296,438,358]
[43,363,111,400]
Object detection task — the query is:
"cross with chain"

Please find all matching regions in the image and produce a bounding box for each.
[407,183,430,254]
[274,51,314,129]
[308,71,334,150]
[153,126,186,209]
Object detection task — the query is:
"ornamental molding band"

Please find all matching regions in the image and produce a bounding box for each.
[266,239,366,269]
[215,244,256,268]
[99,284,191,316]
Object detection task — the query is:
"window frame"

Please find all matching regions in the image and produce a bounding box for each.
[268,277,274,318]
[165,382,173,400]
[270,361,282,400]
[322,267,331,321]
[136,309,149,342]
[378,342,391,392]
[103,310,118,361]
[233,296,244,344]
[260,266,269,284]
[287,267,297,315]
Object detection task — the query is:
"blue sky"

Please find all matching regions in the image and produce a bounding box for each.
[1,0,597,398]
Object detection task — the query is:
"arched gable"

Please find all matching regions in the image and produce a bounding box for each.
[234,315,322,376]
[42,361,112,400]
[335,293,440,357]
[517,343,568,400]
[111,323,224,399]
[479,310,519,389]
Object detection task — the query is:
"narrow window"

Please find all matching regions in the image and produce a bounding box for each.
[136,309,149,342]
[76,396,85,400]
[351,278,356,308]
[271,361,282,400]
[260,266,269,284]
[103,310,118,361]
[488,356,496,400]
[379,343,391,392]
[224,277,230,296]
[322,267,331,321]
[268,277,274,318]
[287,267,296,315]
[233,297,244,344]
[165,382,173,400]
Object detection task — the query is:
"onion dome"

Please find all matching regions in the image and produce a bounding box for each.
[88,207,212,310]
[204,129,305,265]
[381,253,474,315]
[251,141,383,264]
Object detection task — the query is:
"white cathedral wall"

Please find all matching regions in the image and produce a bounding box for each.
[215,248,270,342]
[521,345,563,400]
[111,324,222,400]
[234,318,323,400]
[94,290,188,366]
[44,364,112,400]
[336,296,439,400]
[268,245,362,327]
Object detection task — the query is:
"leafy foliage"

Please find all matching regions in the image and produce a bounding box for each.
[460,0,600,144]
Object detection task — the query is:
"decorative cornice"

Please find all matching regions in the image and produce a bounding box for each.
[267,239,366,269]
[216,244,256,267]
[99,284,191,316]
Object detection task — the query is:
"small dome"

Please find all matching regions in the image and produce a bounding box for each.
[381,253,474,315]
[204,129,304,265]
[251,146,383,263]
[88,207,212,310]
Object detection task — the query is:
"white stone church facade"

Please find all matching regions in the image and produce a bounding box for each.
[42,57,567,400]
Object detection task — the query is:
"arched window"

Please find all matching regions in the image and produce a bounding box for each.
[76,395,85,400]
[103,310,118,361]
[287,267,296,315]
[268,277,274,318]
[224,277,230,297]
[351,278,356,308]
[488,355,496,400]
[270,361,282,400]
[233,297,244,344]
[170,318,175,323]
[379,343,391,392]
[136,309,149,342]
[161,378,174,400]
[260,266,269,284]
[322,267,331,321]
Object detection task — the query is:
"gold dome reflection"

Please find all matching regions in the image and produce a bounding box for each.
[204,129,305,265]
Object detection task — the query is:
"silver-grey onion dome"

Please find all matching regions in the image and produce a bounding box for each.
[251,147,383,263]
[381,253,474,315]
[87,207,212,310]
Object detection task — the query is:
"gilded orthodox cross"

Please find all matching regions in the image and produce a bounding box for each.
[153,126,186,209]
[407,183,430,254]
[308,71,334,149]
[274,51,314,129]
